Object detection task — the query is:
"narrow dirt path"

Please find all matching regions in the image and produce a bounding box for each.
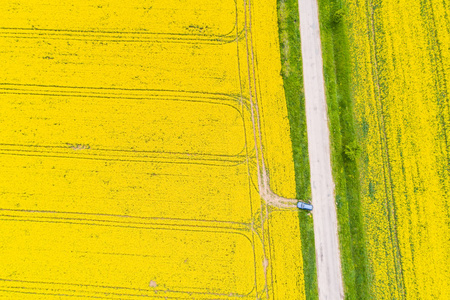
[297,0,345,298]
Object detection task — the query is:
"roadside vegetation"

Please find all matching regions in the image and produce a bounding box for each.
[276,1,318,299]
[316,0,371,299]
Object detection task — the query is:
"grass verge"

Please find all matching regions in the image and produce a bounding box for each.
[276,1,318,299]
[316,0,371,299]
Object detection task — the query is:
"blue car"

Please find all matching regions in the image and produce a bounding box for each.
[297,201,313,211]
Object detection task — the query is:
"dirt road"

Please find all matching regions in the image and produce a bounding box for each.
[297,0,345,299]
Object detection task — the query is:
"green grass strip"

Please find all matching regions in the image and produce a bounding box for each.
[316,0,371,299]
[276,0,318,299]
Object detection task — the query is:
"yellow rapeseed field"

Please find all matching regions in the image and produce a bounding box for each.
[347,0,449,298]
[0,0,305,299]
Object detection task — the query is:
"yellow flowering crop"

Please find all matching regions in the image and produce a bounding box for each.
[0,0,305,299]
[347,0,449,298]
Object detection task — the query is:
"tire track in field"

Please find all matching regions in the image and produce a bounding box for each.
[366,1,406,297]
[243,1,301,210]
[0,84,250,167]
[0,0,244,46]
[419,0,450,218]
[241,0,303,298]
[0,28,245,45]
